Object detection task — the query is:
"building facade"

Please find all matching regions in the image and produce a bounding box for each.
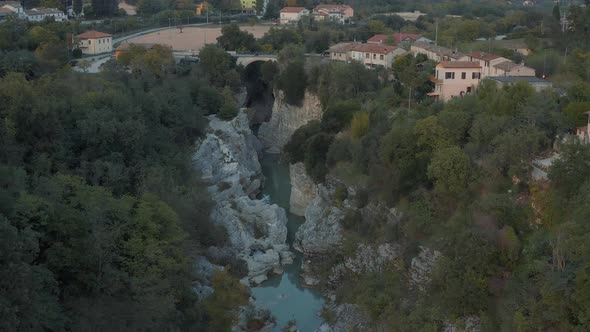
[411,41,468,62]
[467,51,510,77]
[0,1,23,18]
[349,44,406,68]
[368,33,432,46]
[279,7,309,24]
[428,61,482,101]
[491,61,536,77]
[312,4,353,23]
[24,7,67,21]
[75,30,113,55]
[327,42,358,62]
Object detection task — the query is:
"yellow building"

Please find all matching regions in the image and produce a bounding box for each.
[241,0,256,10]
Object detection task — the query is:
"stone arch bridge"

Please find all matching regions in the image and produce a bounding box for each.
[232,54,278,67]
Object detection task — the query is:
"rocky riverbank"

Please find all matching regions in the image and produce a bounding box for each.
[193,111,293,286]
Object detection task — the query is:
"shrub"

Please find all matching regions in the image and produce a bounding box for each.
[284,121,322,163]
[72,48,82,58]
[218,86,238,120]
[326,137,353,167]
[304,133,334,182]
[321,100,361,133]
[341,210,363,232]
[278,60,307,106]
[333,185,348,207]
[351,111,370,139]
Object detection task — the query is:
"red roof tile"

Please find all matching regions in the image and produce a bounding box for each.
[437,61,481,68]
[367,34,389,43]
[468,51,501,61]
[367,33,424,45]
[280,7,307,13]
[75,30,112,39]
[393,32,423,44]
[351,43,398,54]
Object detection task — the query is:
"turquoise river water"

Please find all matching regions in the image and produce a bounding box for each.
[251,155,325,331]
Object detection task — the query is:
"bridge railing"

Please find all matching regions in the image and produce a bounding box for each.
[232,54,277,58]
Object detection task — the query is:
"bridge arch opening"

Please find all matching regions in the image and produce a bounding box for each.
[241,60,277,130]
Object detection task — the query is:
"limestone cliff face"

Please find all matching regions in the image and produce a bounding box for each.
[289,162,317,216]
[258,89,322,154]
[193,111,293,285]
[293,183,345,256]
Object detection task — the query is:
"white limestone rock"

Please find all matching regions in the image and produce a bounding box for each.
[258,90,322,154]
[289,162,318,216]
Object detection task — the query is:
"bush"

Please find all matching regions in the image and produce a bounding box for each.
[333,185,348,207]
[304,133,334,183]
[322,100,362,133]
[351,111,370,139]
[278,61,307,106]
[198,85,224,115]
[218,86,238,120]
[72,48,82,58]
[355,188,369,208]
[341,210,363,232]
[284,121,322,163]
[327,137,353,167]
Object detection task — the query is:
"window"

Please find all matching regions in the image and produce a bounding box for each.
[380,54,384,60]
[88,40,91,44]
[445,72,455,79]
[461,72,466,79]
[373,54,376,59]
[365,53,369,58]
[436,70,439,79]
[472,72,481,79]
[467,87,472,93]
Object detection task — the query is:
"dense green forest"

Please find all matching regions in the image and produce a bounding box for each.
[2,0,590,330]
[263,5,590,330]
[0,19,251,331]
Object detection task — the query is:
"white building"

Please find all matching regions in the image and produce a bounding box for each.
[75,30,113,55]
[411,41,468,62]
[349,44,406,68]
[279,7,309,25]
[312,4,353,24]
[25,7,67,22]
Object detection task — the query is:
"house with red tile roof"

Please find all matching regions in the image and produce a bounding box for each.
[349,43,407,68]
[491,61,536,77]
[326,42,360,62]
[428,61,482,101]
[279,7,309,24]
[411,41,468,62]
[368,33,432,46]
[467,51,510,77]
[75,30,113,55]
[312,4,353,23]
